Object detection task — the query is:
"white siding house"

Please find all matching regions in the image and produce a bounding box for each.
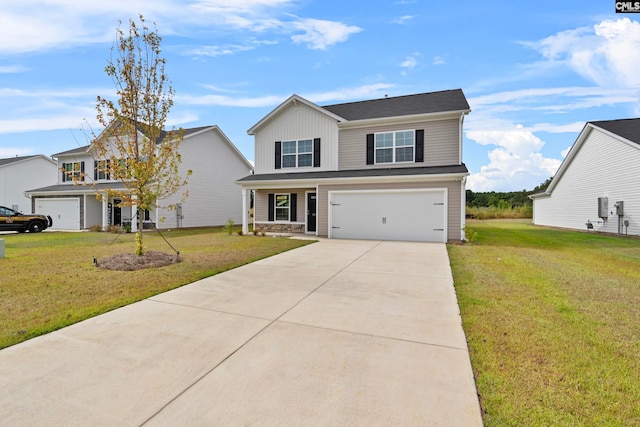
[28,125,252,230]
[0,155,58,213]
[531,118,640,236]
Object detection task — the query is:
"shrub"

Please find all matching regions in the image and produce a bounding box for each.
[89,224,104,232]
[224,218,234,235]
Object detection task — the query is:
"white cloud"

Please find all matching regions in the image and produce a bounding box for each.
[466,128,562,192]
[184,44,256,57]
[290,18,362,50]
[399,55,418,70]
[0,65,28,73]
[391,15,414,24]
[177,83,396,107]
[301,83,396,104]
[524,18,640,88]
[0,147,32,157]
[0,0,360,54]
[432,56,445,65]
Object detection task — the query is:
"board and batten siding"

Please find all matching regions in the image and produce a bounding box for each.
[316,180,463,241]
[158,129,252,228]
[338,118,460,170]
[253,102,339,174]
[533,129,640,236]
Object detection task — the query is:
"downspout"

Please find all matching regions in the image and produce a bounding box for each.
[461,176,467,241]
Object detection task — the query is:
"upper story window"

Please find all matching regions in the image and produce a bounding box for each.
[375,130,414,164]
[62,161,84,182]
[282,139,313,168]
[275,139,320,170]
[95,160,111,180]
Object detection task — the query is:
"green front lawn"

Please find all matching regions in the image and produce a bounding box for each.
[449,220,640,426]
[0,228,312,349]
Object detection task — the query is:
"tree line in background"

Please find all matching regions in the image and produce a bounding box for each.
[466,177,552,219]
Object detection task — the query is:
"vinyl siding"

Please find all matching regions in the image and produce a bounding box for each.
[158,129,252,228]
[339,118,460,170]
[254,189,311,224]
[317,180,462,241]
[533,129,640,236]
[0,157,58,212]
[254,102,339,174]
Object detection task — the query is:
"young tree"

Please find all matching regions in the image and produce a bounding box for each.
[93,15,190,255]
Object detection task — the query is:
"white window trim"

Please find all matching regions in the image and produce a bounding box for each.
[274,193,291,222]
[374,129,415,165]
[282,138,314,169]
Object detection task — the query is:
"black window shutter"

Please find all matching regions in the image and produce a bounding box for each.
[313,138,321,167]
[366,134,374,165]
[274,141,281,169]
[290,193,297,222]
[62,162,66,182]
[94,160,98,180]
[268,194,275,221]
[80,161,85,181]
[415,129,424,163]
[106,159,111,180]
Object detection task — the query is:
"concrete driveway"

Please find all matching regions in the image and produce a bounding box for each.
[0,239,482,426]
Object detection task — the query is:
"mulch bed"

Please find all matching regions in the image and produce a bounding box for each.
[96,251,180,271]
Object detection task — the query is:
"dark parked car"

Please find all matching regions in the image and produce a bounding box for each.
[0,206,53,233]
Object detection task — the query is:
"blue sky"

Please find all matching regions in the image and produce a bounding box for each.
[1,0,638,191]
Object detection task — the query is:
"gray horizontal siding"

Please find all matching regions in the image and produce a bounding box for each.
[339,118,459,170]
[254,188,313,224]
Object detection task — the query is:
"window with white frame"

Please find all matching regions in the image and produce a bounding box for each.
[375,130,415,164]
[96,160,110,180]
[275,194,290,220]
[282,139,313,168]
[63,161,84,181]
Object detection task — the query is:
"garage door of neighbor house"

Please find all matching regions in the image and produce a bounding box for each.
[35,198,80,230]
[329,189,447,242]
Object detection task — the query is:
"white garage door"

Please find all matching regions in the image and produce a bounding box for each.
[35,198,80,230]
[329,189,447,242]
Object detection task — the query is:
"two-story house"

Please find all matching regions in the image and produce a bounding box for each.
[237,89,471,242]
[28,125,253,231]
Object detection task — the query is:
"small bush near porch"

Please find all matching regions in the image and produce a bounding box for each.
[448,219,639,426]
[0,228,312,349]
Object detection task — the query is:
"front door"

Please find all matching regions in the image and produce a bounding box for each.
[306,192,317,233]
[113,199,122,226]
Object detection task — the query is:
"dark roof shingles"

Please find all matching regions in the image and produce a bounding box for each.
[237,164,468,183]
[590,118,640,145]
[321,89,470,121]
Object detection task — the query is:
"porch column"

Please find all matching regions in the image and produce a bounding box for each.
[241,187,248,235]
[131,195,138,232]
[101,194,108,231]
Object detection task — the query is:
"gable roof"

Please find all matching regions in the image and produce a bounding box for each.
[530,117,640,199]
[0,155,56,168]
[322,89,470,121]
[52,125,252,171]
[248,89,470,135]
[590,118,640,145]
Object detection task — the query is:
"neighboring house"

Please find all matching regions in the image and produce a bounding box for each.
[0,155,58,213]
[27,125,253,231]
[237,89,471,243]
[531,118,640,236]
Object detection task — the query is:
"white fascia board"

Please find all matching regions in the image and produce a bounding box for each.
[236,172,469,190]
[336,109,470,130]
[544,122,592,195]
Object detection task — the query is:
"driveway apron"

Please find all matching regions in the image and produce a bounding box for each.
[0,239,482,426]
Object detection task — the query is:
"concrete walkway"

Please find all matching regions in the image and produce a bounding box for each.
[0,239,482,426]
